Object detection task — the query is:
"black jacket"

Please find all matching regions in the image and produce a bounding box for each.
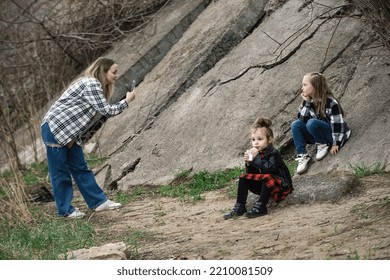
[246,145,293,188]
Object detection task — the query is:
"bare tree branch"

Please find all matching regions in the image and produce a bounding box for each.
[0,0,169,170]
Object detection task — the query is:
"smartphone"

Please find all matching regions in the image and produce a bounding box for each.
[129,80,136,91]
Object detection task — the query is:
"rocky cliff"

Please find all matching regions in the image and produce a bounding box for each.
[86,0,389,192]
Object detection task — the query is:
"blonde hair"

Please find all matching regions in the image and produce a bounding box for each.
[307,72,344,118]
[84,57,116,100]
[251,117,274,142]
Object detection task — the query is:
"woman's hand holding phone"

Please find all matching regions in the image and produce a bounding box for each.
[129,80,136,92]
[125,80,136,103]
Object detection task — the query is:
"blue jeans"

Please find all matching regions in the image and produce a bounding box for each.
[41,123,107,216]
[291,119,332,155]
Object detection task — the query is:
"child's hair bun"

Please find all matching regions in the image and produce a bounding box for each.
[250,117,274,141]
[253,117,272,128]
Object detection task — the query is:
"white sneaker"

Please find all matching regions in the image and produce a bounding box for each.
[95,199,121,212]
[67,208,85,219]
[316,144,329,161]
[295,154,311,174]
[345,130,351,140]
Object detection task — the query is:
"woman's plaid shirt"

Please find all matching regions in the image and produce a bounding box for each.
[298,96,350,147]
[42,77,128,146]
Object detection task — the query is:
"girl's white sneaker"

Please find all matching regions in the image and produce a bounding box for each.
[316,144,329,161]
[295,154,311,174]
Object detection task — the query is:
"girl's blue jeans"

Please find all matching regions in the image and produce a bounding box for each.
[41,123,107,216]
[291,118,332,155]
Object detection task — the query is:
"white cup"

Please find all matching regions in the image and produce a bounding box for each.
[246,149,253,161]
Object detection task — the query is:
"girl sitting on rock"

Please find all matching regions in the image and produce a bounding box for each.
[223,118,293,219]
[291,72,351,174]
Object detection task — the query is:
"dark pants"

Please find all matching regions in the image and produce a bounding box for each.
[236,177,271,204]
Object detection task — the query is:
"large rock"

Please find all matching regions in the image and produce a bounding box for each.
[287,171,358,204]
[245,171,357,210]
[96,0,269,188]
[10,0,388,205]
[92,0,389,191]
[60,242,131,260]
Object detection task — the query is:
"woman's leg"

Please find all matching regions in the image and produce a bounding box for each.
[291,119,315,154]
[66,144,107,209]
[41,123,75,216]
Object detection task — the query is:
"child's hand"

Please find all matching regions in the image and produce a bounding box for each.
[243,152,250,162]
[330,145,339,155]
[301,92,311,101]
[244,148,260,162]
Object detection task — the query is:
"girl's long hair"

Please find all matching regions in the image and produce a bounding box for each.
[308,72,344,118]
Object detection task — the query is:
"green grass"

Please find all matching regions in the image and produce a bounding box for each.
[347,249,361,260]
[226,182,238,199]
[350,203,370,219]
[1,154,105,199]
[0,168,15,179]
[286,160,298,176]
[0,170,15,199]
[21,162,49,187]
[85,153,107,169]
[349,163,386,178]
[124,227,154,257]
[0,218,98,260]
[0,186,6,199]
[0,153,108,260]
[158,167,243,202]
[0,159,246,259]
[0,155,296,259]
[114,186,155,204]
[159,160,295,202]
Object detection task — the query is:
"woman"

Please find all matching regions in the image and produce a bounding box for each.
[41,57,136,218]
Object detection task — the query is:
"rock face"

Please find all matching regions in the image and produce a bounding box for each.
[88,0,389,192]
[246,171,358,209]
[7,1,389,199]
[287,171,359,204]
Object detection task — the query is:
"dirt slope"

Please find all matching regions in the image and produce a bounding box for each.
[40,173,390,260]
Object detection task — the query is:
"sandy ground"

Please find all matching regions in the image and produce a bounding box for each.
[39,173,390,260]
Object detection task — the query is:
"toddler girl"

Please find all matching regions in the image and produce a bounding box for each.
[224,118,293,219]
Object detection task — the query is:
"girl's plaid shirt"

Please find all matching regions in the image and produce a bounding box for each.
[298,96,350,146]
